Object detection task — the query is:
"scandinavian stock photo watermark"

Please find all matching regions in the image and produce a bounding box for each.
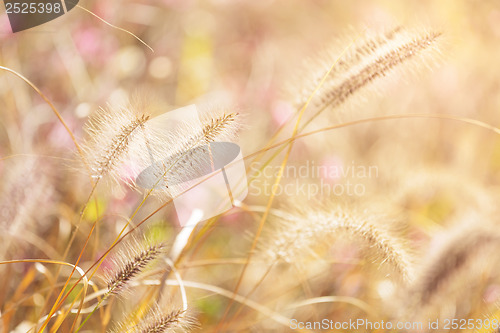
[249,160,379,199]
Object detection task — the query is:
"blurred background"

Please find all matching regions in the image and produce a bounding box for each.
[2,0,500,331]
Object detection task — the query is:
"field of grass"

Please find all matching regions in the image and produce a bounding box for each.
[2,1,500,332]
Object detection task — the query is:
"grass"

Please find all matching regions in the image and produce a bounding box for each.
[2,2,500,332]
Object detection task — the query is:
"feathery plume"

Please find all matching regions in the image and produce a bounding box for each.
[83,99,241,195]
[260,204,415,282]
[163,112,239,177]
[106,239,166,295]
[96,113,150,177]
[195,112,240,144]
[138,308,194,333]
[293,27,403,106]
[0,158,51,227]
[81,102,155,184]
[0,157,53,255]
[137,110,241,197]
[109,305,197,333]
[408,224,500,307]
[320,31,440,106]
[291,27,442,124]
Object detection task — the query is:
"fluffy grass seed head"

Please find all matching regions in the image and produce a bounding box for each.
[290,27,442,119]
[109,304,197,333]
[105,238,166,295]
[81,102,155,186]
[260,203,415,282]
[137,108,241,198]
[0,157,54,256]
[407,223,500,309]
[82,99,242,198]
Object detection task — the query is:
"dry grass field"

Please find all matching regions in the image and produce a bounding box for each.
[2,0,500,332]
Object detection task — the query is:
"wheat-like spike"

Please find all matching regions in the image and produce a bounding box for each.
[107,242,165,294]
[0,158,53,257]
[139,309,184,333]
[201,112,239,143]
[169,112,239,153]
[317,31,441,110]
[109,306,196,333]
[82,103,155,184]
[153,112,240,192]
[408,225,500,307]
[138,307,197,333]
[291,28,441,127]
[335,216,414,282]
[331,27,404,71]
[261,206,415,282]
[296,26,403,104]
[95,114,151,178]
[0,158,50,227]
[175,112,239,167]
